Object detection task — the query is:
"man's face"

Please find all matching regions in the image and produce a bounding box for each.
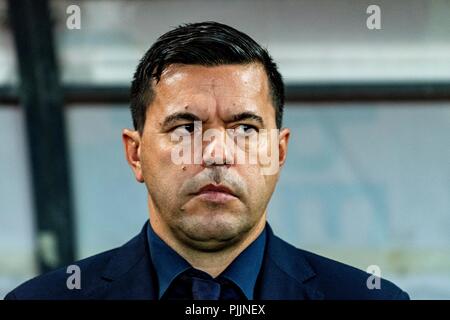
[124,63,289,250]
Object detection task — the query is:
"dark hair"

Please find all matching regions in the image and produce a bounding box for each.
[130,21,284,133]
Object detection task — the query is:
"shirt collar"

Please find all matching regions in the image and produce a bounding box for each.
[147,222,191,299]
[147,221,266,300]
[220,226,266,299]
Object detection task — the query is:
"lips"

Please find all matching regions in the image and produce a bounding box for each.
[191,184,237,202]
[195,184,235,196]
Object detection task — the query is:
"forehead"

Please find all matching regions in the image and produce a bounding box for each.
[158,63,268,94]
[149,63,273,121]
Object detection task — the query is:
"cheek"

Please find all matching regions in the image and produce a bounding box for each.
[235,165,263,192]
[141,139,191,205]
[140,137,177,184]
[143,135,176,166]
[238,164,277,197]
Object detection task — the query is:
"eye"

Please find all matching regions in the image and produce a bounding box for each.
[234,124,258,135]
[173,123,195,135]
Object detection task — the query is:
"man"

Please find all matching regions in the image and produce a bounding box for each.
[5,22,409,300]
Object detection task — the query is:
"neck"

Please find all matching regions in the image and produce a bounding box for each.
[148,200,266,278]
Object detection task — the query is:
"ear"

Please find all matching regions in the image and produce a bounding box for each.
[122,128,145,183]
[278,127,290,167]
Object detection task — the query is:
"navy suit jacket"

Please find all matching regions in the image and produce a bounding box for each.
[5,222,409,300]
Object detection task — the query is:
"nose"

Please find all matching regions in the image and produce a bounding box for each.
[202,129,234,167]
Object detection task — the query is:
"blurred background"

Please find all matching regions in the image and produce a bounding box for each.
[0,0,449,299]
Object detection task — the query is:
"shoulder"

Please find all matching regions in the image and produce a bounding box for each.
[270,234,410,300]
[5,223,149,300]
[4,247,119,300]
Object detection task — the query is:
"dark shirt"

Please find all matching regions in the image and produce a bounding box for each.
[147,222,266,300]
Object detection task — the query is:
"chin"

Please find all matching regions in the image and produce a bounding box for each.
[174,212,252,249]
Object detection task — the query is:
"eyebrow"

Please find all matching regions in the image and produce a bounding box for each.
[161,112,201,129]
[161,111,265,129]
[229,112,265,127]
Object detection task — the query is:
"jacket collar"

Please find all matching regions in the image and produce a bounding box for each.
[87,221,323,300]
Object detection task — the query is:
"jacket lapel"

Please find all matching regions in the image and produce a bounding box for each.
[256,225,324,300]
[85,223,158,299]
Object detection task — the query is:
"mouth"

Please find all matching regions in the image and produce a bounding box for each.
[191,184,238,203]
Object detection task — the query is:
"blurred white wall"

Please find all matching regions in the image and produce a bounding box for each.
[51,0,450,84]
